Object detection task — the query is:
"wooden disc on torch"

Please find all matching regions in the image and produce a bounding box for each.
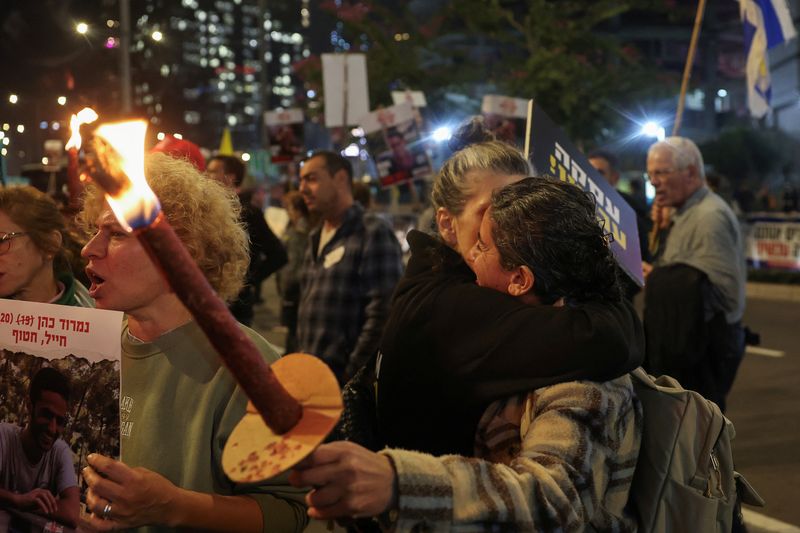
[222,353,343,482]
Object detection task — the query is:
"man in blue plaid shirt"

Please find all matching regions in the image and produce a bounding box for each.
[297,151,404,384]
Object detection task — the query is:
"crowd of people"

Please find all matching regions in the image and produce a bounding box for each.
[0,116,751,532]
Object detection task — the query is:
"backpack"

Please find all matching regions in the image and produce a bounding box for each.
[629,367,763,533]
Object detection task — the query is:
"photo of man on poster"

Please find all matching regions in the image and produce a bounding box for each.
[0,367,80,529]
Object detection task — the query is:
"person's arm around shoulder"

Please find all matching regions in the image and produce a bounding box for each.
[433,282,644,394]
[349,217,404,376]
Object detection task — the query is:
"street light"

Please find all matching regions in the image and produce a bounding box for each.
[640,121,666,141]
[57,96,67,106]
[76,22,89,34]
[151,30,163,42]
[432,126,453,143]
[8,94,18,104]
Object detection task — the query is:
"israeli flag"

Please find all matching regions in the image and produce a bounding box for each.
[739,0,797,117]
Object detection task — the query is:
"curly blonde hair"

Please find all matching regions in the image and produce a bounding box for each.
[79,152,249,302]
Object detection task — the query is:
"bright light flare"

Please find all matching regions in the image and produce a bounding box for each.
[57,96,67,106]
[76,22,89,34]
[94,120,161,231]
[241,152,251,162]
[432,126,452,143]
[343,143,359,157]
[66,107,99,151]
[151,30,163,42]
[640,121,665,141]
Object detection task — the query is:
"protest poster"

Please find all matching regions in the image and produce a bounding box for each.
[745,214,800,270]
[481,94,528,149]
[322,53,370,127]
[0,299,123,528]
[359,102,433,188]
[525,102,644,286]
[391,90,427,108]
[264,108,304,164]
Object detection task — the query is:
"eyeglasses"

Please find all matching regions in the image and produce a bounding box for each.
[0,232,28,254]
[644,168,678,182]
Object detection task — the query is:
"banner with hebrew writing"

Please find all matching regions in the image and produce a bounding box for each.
[525,103,644,286]
[745,214,800,271]
[0,298,123,508]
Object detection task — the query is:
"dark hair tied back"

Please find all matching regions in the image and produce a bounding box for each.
[448,117,497,152]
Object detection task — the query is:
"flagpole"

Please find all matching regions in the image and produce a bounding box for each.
[673,0,708,136]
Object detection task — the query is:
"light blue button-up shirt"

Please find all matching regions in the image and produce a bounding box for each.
[656,186,746,323]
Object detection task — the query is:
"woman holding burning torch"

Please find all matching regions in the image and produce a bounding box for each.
[78,153,307,532]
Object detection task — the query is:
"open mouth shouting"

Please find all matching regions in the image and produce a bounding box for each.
[85,267,106,298]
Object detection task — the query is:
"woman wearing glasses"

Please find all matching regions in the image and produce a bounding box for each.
[0,186,93,307]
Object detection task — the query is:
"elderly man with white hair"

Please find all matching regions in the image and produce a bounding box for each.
[642,136,746,412]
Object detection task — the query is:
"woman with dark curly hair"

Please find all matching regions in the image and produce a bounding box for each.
[0,186,92,307]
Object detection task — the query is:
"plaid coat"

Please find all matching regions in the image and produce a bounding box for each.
[381,375,642,532]
[297,203,403,377]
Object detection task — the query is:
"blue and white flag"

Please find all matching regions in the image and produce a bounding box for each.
[739,0,797,117]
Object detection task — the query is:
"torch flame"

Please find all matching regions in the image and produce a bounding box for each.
[93,120,161,231]
[65,107,99,151]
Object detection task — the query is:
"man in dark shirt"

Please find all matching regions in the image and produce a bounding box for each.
[207,155,287,326]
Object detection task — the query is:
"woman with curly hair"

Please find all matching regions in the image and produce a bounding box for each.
[78,153,307,533]
[0,186,92,307]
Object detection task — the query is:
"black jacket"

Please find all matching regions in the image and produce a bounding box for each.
[643,263,743,410]
[377,230,645,456]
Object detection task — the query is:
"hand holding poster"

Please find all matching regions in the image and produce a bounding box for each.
[359,102,433,188]
[0,299,123,530]
[525,102,644,286]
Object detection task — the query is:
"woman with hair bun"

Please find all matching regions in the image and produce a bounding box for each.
[289,118,645,529]
[0,186,93,307]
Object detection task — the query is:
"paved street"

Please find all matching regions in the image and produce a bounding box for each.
[253,280,800,531]
[727,296,800,531]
